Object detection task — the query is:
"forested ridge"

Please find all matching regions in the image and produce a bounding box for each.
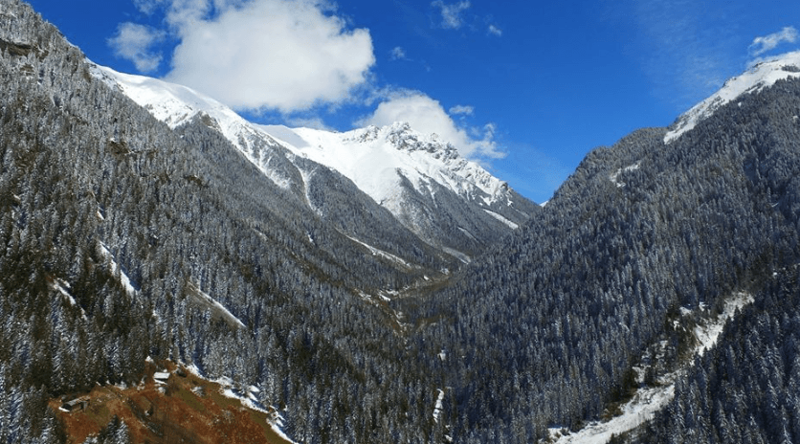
[410,70,800,441]
[3,0,800,443]
[0,1,461,441]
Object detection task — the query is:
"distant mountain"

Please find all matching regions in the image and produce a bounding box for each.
[91,65,538,261]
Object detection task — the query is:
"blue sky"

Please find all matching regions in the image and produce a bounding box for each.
[26,0,800,203]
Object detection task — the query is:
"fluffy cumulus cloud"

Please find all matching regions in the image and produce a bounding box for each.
[119,0,375,113]
[361,91,504,160]
[487,24,502,37]
[749,26,799,57]
[431,0,471,30]
[108,23,166,73]
[167,0,375,112]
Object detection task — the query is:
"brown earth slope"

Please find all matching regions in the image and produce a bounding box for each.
[50,360,293,444]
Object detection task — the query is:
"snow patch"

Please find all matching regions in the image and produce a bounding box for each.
[549,386,675,444]
[97,243,137,297]
[693,292,753,356]
[51,278,75,306]
[153,372,170,384]
[442,247,471,264]
[297,166,320,215]
[550,292,753,444]
[186,282,245,329]
[433,389,445,423]
[458,227,477,242]
[345,235,417,269]
[181,364,298,444]
[483,209,519,229]
[50,278,89,320]
[609,163,641,188]
[665,51,800,143]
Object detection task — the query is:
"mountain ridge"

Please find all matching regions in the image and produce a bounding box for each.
[90,64,538,259]
[4,1,800,443]
[665,50,800,143]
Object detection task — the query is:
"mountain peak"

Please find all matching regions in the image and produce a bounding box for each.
[90,63,537,257]
[349,122,460,162]
[665,50,800,144]
[274,123,511,208]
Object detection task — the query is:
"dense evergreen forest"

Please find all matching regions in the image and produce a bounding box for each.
[409,71,800,441]
[0,1,459,441]
[3,0,800,443]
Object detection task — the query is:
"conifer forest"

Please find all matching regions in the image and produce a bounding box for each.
[3,0,800,442]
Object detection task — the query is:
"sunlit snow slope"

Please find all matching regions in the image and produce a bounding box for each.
[666,51,800,143]
[262,123,519,221]
[91,64,538,257]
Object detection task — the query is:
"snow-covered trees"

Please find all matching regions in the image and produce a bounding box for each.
[3,0,800,442]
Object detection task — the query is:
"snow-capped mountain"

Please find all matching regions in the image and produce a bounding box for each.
[665,50,800,143]
[262,122,512,213]
[261,123,537,253]
[91,64,538,258]
[91,65,302,190]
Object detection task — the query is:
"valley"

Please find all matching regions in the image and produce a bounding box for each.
[3,1,800,443]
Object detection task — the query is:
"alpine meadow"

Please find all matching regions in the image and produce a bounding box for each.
[4,0,800,443]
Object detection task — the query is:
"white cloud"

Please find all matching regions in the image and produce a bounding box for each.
[125,0,375,113]
[749,27,799,57]
[431,0,471,30]
[162,0,218,28]
[449,104,474,115]
[391,46,408,61]
[133,0,164,14]
[487,24,502,37]
[361,91,504,160]
[284,115,333,131]
[108,23,166,73]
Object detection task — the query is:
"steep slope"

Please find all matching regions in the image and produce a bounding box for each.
[639,266,800,444]
[665,50,800,143]
[264,123,536,258]
[89,65,458,272]
[0,2,457,442]
[8,0,800,443]
[412,57,800,442]
[91,66,538,260]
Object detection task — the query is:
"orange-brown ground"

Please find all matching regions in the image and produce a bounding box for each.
[50,361,293,444]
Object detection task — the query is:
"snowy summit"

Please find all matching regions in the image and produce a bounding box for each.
[90,63,537,256]
[665,50,800,144]
[262,122,514,214]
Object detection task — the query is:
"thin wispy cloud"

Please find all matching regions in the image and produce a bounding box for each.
[431,0,471,30]
[487,24,502,37]
[449,104,474,115]
[749,26,798,56]
[132,0,163,15]
[610,0,742,112]
[108,23,166,73]
[391,46,408,61]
